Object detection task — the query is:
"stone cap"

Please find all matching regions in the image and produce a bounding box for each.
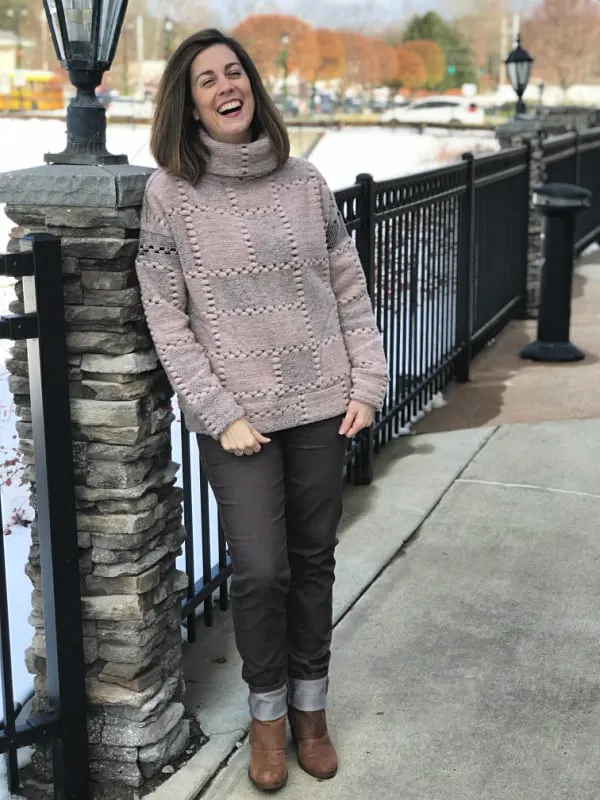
[0,163,155,209]
[533,182,592,210]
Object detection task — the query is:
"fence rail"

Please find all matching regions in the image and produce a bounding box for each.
[542,126,600,253]
[0,235,88,798]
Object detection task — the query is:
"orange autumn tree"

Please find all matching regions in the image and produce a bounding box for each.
[315,28,346,81]
[232,14,320,83]
[376,40,399,86]
[395,45,427,91]
[403,39,446,89]
[231,14,283,81]
[339,30,381,88]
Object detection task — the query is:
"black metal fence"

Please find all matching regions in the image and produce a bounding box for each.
[542,127,600,254]
[179,142,534,637]
[0,235,87,798]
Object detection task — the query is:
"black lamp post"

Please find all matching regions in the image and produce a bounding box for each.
[504,35,534,117]
[280,32,289,105]
[163,16,173,61]
[42,0,129,165]
[7,7,28,111]
[7,7,28,70]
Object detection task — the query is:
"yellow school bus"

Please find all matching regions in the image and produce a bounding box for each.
[0,70,65,112]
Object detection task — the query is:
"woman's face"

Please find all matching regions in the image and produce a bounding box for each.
[190,44,255,145]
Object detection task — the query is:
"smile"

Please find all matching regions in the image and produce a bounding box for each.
[218,100,243,116]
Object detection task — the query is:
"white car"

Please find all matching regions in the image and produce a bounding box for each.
[381,96,486,126]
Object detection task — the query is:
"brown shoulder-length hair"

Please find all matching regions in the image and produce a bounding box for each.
[150,28,290,184]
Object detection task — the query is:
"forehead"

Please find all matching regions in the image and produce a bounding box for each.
[191,44,240,77]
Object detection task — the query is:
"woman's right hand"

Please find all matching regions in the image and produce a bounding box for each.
[219,418,271,457]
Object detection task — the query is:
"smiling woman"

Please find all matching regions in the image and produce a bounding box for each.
[189,46,256,144]
[150,29,289,183]
[138,26,388,795]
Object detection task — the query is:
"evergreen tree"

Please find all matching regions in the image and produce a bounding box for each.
[403,11,476,89]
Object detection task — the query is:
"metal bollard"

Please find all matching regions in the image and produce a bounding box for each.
[521,182,591,363]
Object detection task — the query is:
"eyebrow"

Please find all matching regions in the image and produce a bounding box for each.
[195,62,241,82]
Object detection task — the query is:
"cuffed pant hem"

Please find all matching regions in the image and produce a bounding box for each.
[248,684,288,721]
[288,676,329,712]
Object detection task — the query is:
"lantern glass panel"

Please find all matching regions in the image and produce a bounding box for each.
[64,0,93,61]
[98,0,126,63]
[516,59,532,90]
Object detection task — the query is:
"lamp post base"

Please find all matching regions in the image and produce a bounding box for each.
[520,340,585,363]
[44,148,128,166]
[43,87,127,167]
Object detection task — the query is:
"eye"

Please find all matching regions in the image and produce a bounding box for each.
[201,78,215,87]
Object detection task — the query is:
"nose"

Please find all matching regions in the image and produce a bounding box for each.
[216,75,236,95]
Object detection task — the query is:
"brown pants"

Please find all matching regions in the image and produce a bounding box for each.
[197,416,346,718]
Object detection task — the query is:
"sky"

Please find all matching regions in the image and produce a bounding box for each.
[214,0,540,31]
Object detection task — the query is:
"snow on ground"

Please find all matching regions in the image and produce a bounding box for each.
[0,117,493,748]
[309,126,498,190]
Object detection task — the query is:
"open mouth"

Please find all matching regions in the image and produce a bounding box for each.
[218,100,243,117]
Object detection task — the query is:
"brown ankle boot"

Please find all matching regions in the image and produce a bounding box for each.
[288,709,338,780]
[248,715,288,792]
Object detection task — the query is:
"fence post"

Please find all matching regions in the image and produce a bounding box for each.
[22,233,89,799]
[353,173,376,486]
[574,129,581,185]
[455,153,475,383]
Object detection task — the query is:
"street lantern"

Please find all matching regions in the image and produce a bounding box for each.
[504,35,534,117]
[280,32,290,105]
[163,16,173,61]
[42,0,129,165]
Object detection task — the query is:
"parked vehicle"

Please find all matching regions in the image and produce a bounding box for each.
[343,96,363,114]
[381,96,486,126]
[274,96,300,117]
[0,70,65,112]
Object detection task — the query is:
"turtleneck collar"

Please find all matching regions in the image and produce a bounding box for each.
[199,130,280,180]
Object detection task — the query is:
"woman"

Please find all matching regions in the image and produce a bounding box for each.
[135,28,388,792]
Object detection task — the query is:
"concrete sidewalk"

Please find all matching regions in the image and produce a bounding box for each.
[417,251,600,432]
[200,418,600,800]
[147,252,600,800]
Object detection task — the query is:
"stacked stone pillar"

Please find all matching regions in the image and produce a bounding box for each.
[0,165,190,796]
[497,118,547,316]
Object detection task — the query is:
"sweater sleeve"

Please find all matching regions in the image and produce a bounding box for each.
[319,179,389,410]
[135,177,245,439]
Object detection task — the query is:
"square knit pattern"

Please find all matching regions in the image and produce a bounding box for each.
[135,154,388,439]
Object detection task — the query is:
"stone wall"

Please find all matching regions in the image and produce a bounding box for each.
[496,119,547,316]
[0,165,190,797]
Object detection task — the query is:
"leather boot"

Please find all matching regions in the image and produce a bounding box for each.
[288,709,338,780]
[248,715,288,792]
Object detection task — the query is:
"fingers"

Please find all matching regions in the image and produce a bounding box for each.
[339,408,357,437]
[220,422,271,456]
[345,413,372,438]
[340,403,374,439]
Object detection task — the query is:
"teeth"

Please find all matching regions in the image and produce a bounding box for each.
[219,101,242,114]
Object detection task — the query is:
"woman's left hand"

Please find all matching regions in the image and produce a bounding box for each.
[339,400,375,439]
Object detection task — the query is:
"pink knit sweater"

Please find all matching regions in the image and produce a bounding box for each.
[135,133,388,439]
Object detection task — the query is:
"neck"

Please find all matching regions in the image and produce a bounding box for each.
[199,130,280,180]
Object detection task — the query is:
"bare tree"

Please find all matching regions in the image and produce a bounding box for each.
[454,0,510,87]
[521,0,600,91]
